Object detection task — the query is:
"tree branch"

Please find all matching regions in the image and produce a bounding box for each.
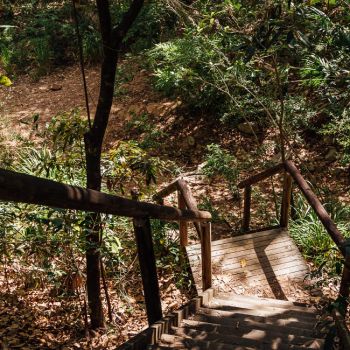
[96,0,112,44]
[112,0,145,45]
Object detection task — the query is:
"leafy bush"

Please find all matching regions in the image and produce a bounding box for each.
[146,0,350,147]
[103,140,175,194]
[203,143,238,193]
[124,112,168,150]
[147,33,229,114]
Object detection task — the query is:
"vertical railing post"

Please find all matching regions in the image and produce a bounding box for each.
[201,222,212,291]
[339,246,350,316]
[178,191,188,247]
[242,185,251,232]
[280,173,293,227]
[133,217,162,325]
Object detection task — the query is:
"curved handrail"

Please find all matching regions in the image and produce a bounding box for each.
[0,168,211,222]
[154,178,204,240]
[237,161,346,255]
[238,163,285,188]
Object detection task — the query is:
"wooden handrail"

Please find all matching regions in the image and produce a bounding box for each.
[238,163,285,189]
[154,178,204,240]
[239,160,350,322]
[153,178,179,202]
[238,161,346,253]
[0,168,211,222]
[284,160,346,253]
[154,177,212,291]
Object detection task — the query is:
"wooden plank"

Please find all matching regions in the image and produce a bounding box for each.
[178,192,188,247]
[188,237,295,260]
[189,242,302,266]
[201,223,212,291]
[280,173,292,227]
[191,251,306,273]
[193,267,308,292]
[187,229,308,296]
[187,232,287,256]
[238,163,284,188]
[133,217,162,325]
[242,185,251,232]
[195,271,309,295]
[193,264,309,291]
[187,228,286,252]
[192,255,306,276]
[218,262,308,282]
[209,294,317,312]
[0,168,211,222]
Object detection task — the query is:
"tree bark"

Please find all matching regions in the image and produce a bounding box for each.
[84,0,144,329]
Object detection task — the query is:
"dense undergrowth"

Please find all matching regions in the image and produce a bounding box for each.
[148,0,350,165]
[0,0,175,78]
[0,108,193,335]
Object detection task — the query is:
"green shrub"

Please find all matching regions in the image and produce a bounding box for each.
[203,143,239,194]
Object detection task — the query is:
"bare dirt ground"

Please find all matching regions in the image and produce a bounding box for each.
[0,63,349,349]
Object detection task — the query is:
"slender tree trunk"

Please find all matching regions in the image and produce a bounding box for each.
[84,0,144,330]
[85,50,118,329]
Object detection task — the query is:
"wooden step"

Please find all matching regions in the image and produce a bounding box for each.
[195,307,316,330]
[183,318,317,338]
[207,297,318,318]
[160,333,322,350]
[212,293,316,312]
[170,326,324,349]
[200,302,317,324]
[149,343,256,350]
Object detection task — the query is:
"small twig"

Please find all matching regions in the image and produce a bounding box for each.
[83,284,90,337]
[71,0,92,130]
[270,176,279,219]
[100,258,113,322]
[272,55,286,163]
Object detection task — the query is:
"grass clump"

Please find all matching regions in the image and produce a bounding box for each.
[290,194,350,276]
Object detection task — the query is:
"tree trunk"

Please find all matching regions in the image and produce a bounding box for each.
[84,49,118,329]
[83,0,144,330]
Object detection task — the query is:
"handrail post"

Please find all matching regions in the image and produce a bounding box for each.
[133,217,162,325]
[280,173,293,228]
[339,245,350,316]
[242,185,251,232]
[178,191,188,247]
[201,222,212,291]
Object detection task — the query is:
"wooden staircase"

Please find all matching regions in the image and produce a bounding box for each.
[118,161,350,350]
[119,289,325,350]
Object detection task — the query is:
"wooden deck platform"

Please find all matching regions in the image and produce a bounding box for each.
[186,228,309,300]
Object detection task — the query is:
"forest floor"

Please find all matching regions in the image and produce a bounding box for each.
[0,61,349,349]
